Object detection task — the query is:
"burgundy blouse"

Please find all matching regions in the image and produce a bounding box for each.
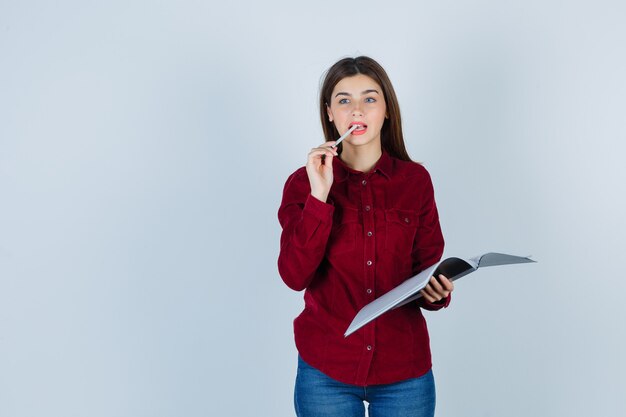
[277,151,450,386]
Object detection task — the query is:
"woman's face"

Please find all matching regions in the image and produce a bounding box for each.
[326,74,387,149]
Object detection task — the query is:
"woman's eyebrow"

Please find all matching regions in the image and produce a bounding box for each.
[334,89,380,98]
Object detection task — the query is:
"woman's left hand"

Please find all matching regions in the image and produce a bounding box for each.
[420,274,454,303]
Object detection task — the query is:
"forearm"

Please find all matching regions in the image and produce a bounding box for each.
[278,194,334,291]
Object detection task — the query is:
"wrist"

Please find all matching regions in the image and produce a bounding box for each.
[310,190,329,203]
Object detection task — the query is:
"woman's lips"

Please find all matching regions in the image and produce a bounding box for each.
[350,123,367,136]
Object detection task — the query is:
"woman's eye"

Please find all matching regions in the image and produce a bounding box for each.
[339,98,350,104]
[365,97,376,103]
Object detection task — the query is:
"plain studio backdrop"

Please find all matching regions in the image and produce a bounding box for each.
[1,1,625,416]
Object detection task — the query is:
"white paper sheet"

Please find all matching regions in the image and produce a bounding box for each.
[344,253,535,337]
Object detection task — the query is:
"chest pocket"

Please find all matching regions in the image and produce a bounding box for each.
[327,206,360,257]
[384,208,419,257]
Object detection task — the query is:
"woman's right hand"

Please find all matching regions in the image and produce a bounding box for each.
[306,141,338,203]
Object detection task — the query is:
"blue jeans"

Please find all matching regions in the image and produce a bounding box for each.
[294,356,436,417]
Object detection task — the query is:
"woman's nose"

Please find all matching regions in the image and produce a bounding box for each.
[351,103,363,116]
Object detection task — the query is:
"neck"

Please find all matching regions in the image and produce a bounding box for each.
[340,141,383,173]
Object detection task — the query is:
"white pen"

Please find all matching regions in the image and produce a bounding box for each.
[331,125,359,149]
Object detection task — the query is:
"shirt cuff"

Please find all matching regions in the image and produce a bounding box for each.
[420,293,451,311]
[303,193,334,224]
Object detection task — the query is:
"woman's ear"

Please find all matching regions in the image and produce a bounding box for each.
[326,103,333,122]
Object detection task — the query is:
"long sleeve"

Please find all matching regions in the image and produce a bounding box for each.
[410,169,450,311]
[277,168,335,291]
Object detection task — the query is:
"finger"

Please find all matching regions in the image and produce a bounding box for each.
[431,279,448,301]
[310,147,338,157]
[308,148,337,160]
[420,289,436,303]
[422,284,440,301]
[313,142,339,155]
[429,276,444,293]
[438,274,454,292]
[309,147,336,155]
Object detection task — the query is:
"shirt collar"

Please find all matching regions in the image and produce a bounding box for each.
[332,150,393,182]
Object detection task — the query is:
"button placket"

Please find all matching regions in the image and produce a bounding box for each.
[361,175,376,362]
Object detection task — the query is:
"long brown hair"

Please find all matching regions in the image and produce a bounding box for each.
[319,56,412,162]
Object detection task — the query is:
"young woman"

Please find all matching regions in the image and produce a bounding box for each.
[277,56,454,417]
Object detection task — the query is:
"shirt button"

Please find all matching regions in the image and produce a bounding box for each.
[404,217,410,223]
[366,345,372,351]
[367,231,373,237]
[364,205,371,211]
[366,260,373,266]
[362,179,367,186]
[366,288,372,294]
